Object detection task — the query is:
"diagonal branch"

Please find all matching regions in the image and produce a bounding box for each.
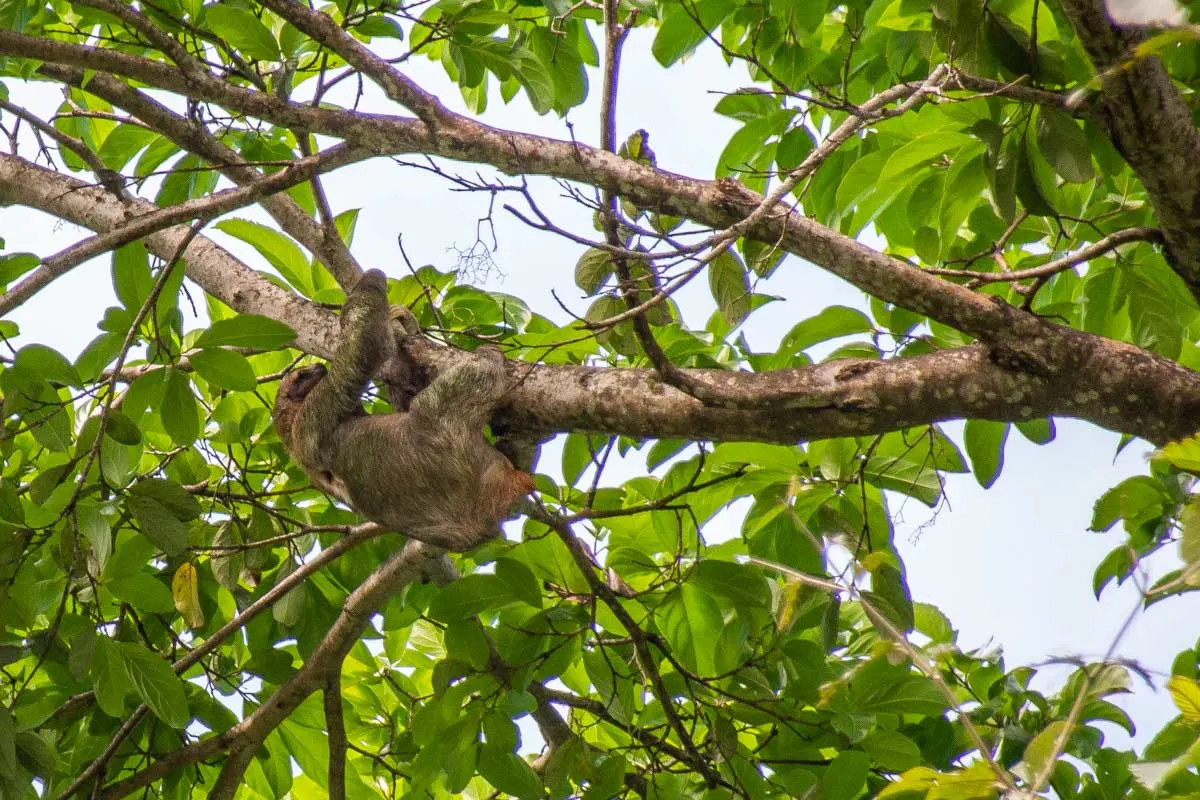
[39,58,369,288]
[101,540,449,799]
[0,144,363,316]
[1058,0,1200,300]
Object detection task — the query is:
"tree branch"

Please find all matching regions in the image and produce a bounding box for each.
[4,139,1200,447]
[1058,0,1200,300]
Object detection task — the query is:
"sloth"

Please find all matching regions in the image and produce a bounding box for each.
[273,269,535,551]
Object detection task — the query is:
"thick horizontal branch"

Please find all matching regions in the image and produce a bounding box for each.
[480,339,1200,447]
[4,153,1199,446]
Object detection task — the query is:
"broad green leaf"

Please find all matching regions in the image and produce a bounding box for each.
[478,744,543,798]
[429,574,516,621]
[0,252,39,284]
[1036,107,1095,184]
[1015,417,1055,444]
[195,314,296,349]
[0,705,15,778]
[823,750,869,800]
[1020,721,1071,785]
[963,419,1009,488]
[879,131,975,185]
[1179,501,1200,582]
[1015,134,1057,216]
[108,572,175,614]
[161,368,200,446]
[118,642,189,729]
[1160,435,1200,472]
[215,219,310,292]
[652,0,736,66]
[14,344,80,387]
[126,495,188,556]
[272,560,306,627]
[782,306,873,353]
[204,5,280,60]
[112,241,152,310]
[77,501,113,573]
[689,560,771,612]
[574,247,613,294]
[92,636,128,719]
[103,410,143,445]
[189,347,257,391]
[709,249,752,326]
[355,15,404,39]
[869,564,914,633]
[657,584,723,675]
[1090,475,1170,532]
[862,730,922,771]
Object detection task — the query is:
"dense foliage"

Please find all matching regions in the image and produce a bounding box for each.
[1,0,1200,797]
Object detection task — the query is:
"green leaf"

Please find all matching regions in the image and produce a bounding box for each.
[963,419,1009,488]
[478,743,543,798]
[880,132,975,185]
[215,219,310,292]
[862,730,922,771]
[211,522,244,591]
[92,636,128,718]
[1015,134,1057,216]
[195,315,296,349]
[1015,417,1055,444]
[709,249,752,326]
[1020,720,1070,784]
[1090,475,1170,532]
[130,478,203,520]
[25,388,73,453]
[0,704,16,778]
[689,560,771,612]
[77,502,113,573]
[272,559,306,627]
[14,344,80,387]
[574,247,613,294]
[782,306,874,353]
[657,584,723,675]
[118,642,190,729]
[354,15,404,39]
[0,252,39,284]
[1179,502,1200,584]
[429,575,516,621]
[127,496,189,556]
[204,5,280,60]
[189,347,257,391]
[161,368,200,446]
[1159,435,1200,472]
[109,572,176,614]
[112,241,153,310]
[869,564,914,633]
[1035,107,1095,184]
[103,410,143,445]
[652,0,736,66]
[823,750,870,800]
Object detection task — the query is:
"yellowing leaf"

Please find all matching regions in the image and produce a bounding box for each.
[172,562,205,629]
[1167,675,1200,722]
